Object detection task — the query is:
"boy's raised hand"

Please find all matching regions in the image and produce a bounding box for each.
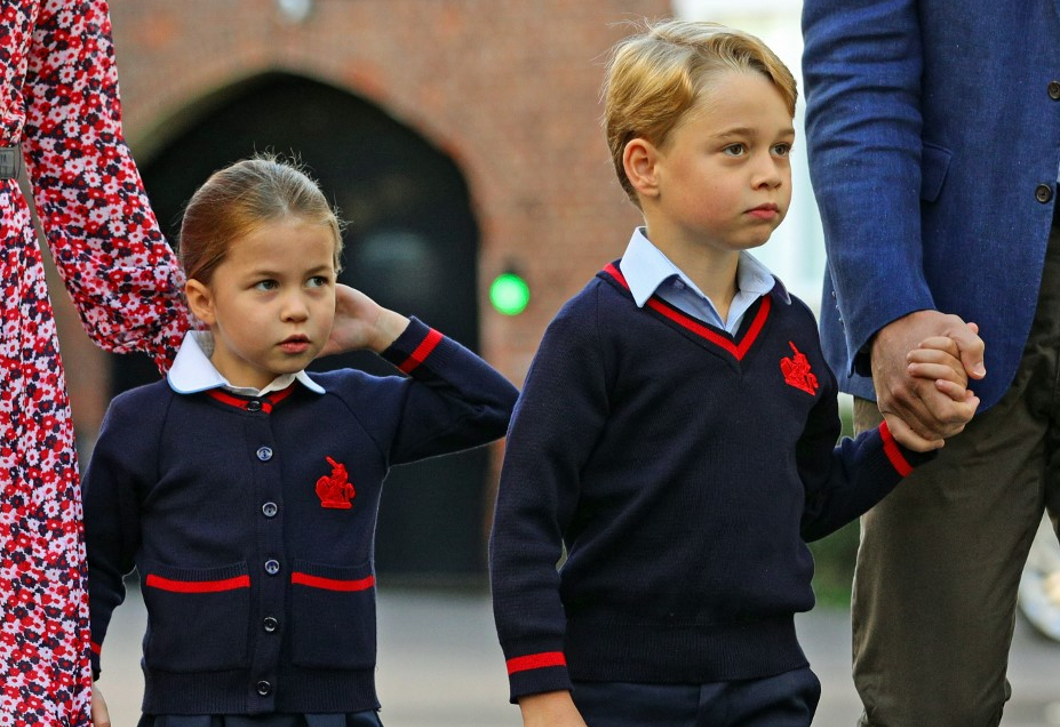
[320,284,410,357]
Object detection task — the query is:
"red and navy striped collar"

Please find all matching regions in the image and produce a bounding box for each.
[205,385,296,414]
[601,262,774,361]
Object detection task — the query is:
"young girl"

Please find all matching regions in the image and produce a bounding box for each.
[83,156,518,726]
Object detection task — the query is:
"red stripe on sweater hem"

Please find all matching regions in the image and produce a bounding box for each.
[506,651,567,675]
[90,641,101,655]
[144,573,251,593]
[879,420,914,477]
[398,329,443,374]
[291,572,376,591]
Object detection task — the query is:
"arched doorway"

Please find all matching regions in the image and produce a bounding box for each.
[119,72,487,579]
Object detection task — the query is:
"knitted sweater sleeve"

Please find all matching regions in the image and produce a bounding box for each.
[797,370,934,541]
[82,387,164,679]
[489,293,610,703]
[376,317,518,464]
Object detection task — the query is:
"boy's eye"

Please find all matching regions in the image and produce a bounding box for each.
[772,143,792,157]
[722,143,747,157]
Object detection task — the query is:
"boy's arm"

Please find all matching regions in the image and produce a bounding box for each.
[797,367,936,542]
[490,297,610,704]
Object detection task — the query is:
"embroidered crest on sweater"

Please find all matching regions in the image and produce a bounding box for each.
[780,341,819,395]
[315,456,355,509]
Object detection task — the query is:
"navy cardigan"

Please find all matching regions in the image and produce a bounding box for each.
[490,264,933,702]
[84,319,517,715]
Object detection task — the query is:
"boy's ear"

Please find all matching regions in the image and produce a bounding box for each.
[185,279,216,326]
[623,137,661,199]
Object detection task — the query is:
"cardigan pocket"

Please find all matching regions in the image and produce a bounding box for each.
[290,558,377,669]
[140,560,251,673]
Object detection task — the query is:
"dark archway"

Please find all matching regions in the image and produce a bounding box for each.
[118,72,487,579]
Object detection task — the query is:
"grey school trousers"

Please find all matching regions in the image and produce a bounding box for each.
[851,219,1060,727]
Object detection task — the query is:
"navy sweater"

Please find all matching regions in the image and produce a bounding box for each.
[83,319,517,715]
[489,264,932,701]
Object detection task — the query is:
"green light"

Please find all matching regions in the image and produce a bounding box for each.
[489,272,530,315]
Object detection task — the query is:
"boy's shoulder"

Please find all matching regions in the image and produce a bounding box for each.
[553,261,633,317]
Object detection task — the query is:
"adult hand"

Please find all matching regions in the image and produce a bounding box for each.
[871,310,985,450]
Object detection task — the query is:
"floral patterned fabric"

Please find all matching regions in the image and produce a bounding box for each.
[0,1,188,724]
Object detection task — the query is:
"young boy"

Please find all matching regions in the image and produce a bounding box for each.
[488,20,982,727]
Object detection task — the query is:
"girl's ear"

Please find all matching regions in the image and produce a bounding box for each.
[623,137,661,199]
[185,279,216,326]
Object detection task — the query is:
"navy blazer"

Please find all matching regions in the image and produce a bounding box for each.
[803,0,1060,409]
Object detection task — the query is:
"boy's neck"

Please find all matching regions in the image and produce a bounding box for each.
[644,226,741,320]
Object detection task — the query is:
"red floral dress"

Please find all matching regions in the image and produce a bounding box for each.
[0,1,188,724]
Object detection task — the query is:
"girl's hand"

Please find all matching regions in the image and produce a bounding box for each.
[91,682,111,727]
[320,284,410,357]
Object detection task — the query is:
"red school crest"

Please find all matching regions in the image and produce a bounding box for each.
[315,456,355,509]
[780,341,819,395]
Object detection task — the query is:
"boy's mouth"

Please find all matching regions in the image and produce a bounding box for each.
[747,203,780,220]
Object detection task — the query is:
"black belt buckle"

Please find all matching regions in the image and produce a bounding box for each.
[0,145,20,180]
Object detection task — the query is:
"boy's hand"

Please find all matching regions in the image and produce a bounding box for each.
[890,330,981,451]
[319,284,410,357]
[906,335,979,404]
[871,313,984,450]
[518,691,590,727]
[91,682,111,727]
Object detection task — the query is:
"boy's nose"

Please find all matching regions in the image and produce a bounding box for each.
[753,158,784,189]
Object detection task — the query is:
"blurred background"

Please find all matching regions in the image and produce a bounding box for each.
[38,0,1060,724]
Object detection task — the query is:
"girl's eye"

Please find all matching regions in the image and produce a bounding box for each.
[306,276,329,289]
[254,280,278,291]
[722,143,747,157]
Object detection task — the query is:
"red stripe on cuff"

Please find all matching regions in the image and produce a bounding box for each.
[90,641,102,655]
[291,572,376,591]
[144,574,251,593]
[506,651,567,675]
[879,420,914,477]
[398,328,443,374]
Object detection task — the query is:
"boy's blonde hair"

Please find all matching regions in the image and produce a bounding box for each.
[603,19,797,205]
[180,153,344,284]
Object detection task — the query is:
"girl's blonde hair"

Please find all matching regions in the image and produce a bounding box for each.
[179,154,344,283]
[603,19,798,206]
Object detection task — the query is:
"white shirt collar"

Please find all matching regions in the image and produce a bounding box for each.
[620,227,780,308]
[167,331,326,396]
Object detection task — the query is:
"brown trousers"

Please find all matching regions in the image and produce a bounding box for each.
[851,222,1060,727]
